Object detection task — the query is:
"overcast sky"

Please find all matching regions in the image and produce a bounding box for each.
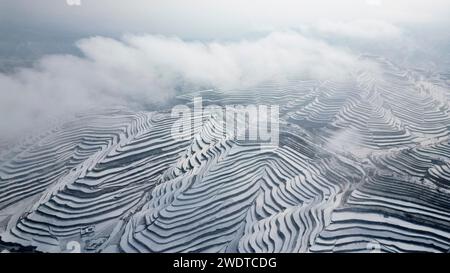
[1,0,449,39]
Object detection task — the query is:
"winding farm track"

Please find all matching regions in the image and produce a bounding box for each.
[1,57,449,252]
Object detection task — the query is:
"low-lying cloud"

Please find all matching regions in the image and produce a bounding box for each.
[0,31,376,140]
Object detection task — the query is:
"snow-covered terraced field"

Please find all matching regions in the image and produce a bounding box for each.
[1,57,449,253]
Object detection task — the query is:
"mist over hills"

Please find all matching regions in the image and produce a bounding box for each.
[1,55,450,252]
[0,0,449,253]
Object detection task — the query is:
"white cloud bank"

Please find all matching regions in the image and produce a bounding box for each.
[0,31,377,139]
